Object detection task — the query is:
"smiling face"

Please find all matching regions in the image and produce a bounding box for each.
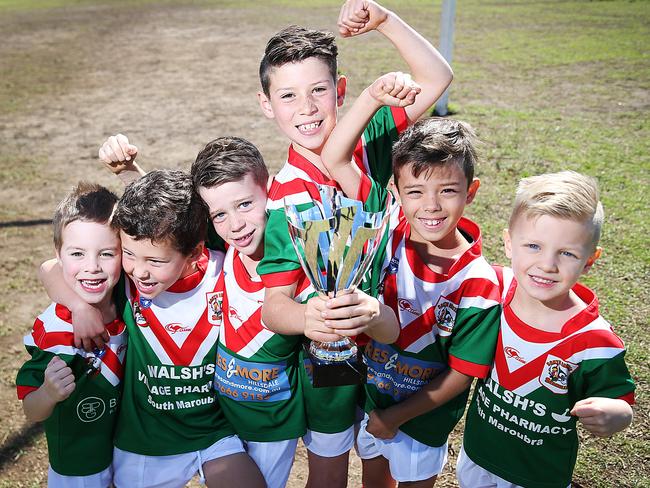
[258,57,346,159]
[198,173,268,261]
[120,232,200,299]
[395,161,479,251]
[57,220,122,309]
[504,213,601,309]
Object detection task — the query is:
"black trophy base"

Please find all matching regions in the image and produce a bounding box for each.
[308,350,367,388]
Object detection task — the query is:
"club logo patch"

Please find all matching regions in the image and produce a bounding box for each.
[77,396,106,422]
[228,307,244,328]
[164,323,191,335]
[434,296,458,334]
[539,355,577,394]
[504,346,527,364]
[206,292,223,325]
[133,302,147,327]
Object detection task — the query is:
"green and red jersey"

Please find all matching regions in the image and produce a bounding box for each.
[16,304,126,476]
[114,248,234,456]
[463,267,635,488]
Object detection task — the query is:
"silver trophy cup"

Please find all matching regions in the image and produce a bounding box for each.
[285,185,391,386]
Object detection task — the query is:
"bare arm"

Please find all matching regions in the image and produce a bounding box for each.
[571,397,633,437]
[322,72,420,198]
[366,368,472,439]
[39,259,108,350]
[338,0,453,123]
[22,357,75,422]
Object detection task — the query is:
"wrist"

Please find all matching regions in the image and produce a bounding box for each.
[375,8,396,35]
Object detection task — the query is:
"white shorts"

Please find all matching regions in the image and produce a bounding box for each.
[245,439,298,488]
[48,465,112,488]
[456,445,570,488]
[113,435,245,488]
[356,414,447,482]
[302,426,355,458]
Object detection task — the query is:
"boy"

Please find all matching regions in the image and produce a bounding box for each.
[16,182,127,487]
[257,1,453,482]
[41,170,265,487]
[320,74,502,487]
[457,171,635,488]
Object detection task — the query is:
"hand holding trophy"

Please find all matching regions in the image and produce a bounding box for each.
[285,185,391,387]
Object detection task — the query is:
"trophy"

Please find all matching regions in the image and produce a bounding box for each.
[285,185,392,387]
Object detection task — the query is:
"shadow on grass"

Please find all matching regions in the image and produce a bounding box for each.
[0,219,51,229]
[0,422,43,472]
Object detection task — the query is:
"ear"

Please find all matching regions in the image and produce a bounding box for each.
[503,228,513,259]
[336,75,347,107]
[390,179,402,206]
[55,249,62,265]
[582,246,602,274]
[257,91,275,119]
[466,178,480,204]
[190,242,204,262]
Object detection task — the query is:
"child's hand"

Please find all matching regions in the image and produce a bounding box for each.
[321,288,380,337]
[338,0,389,38]
[369,72,421,108]
[43,356,75,403]
[366,408,399,439]
[98,133,139,175]
[71,303,109,352]
[571,397,633,437]
[304,294,344,343]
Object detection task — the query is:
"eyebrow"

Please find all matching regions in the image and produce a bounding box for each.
[274,79,333,93]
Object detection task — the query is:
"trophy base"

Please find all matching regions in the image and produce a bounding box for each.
[307,349,367,388]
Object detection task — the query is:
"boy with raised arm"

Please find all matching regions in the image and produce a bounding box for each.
[457,171,635,488]
[320,74,502,487]
[257,1,452,483]
[17,182,126,487]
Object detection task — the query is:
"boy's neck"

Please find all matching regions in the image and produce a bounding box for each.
[291,143,331,178]
[409,227,471,275]
[510,286,586,333]
[239,252,261,279]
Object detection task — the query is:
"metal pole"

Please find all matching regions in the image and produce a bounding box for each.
[435,0,456,116]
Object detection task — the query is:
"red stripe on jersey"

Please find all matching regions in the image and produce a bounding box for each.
[619,391,635,405]
[357,174,373,202]
[393,306,438,350]
[220,288,264,354]
[494,327,625,392]
[54,304,73,323]
[32,317,75,349]
[260,268,305,288]
[403,218,483,283]
[17,385,37,400]
[390,106,409,133]
[449,355,490,378]
[443,277,501,304]
[286,145,340,187]
[101,347,124,380]
[268,177,324,204]
[233,251,264,293]
[352,138,366,174]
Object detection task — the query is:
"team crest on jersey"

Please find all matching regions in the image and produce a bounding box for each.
[139,297,152,309]
[398,298,420,316]
[132,302,148,327]
[206,292,223,325]
[539,355,577,394]
[434,296,458,333]
[387,257,399,275]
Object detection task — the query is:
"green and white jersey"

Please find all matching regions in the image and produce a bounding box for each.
[16,304,126,476]
[463,267,636,488]
[258,106,408,434]
[114,249,234,456]
[214,248,306,442]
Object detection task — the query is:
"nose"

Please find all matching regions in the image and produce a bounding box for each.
[85,255,102,272]
[423,194,442,212]
[132,261,149,280]
[300,94,318,116]
[230,214,246,233]
[538,252,558,273]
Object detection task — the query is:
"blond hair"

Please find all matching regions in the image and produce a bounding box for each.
[510,170,604,247]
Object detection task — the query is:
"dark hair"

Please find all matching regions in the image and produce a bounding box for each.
[53,182,118,251]
[112,170,207,256]
[192,136,268,190]
[259,25,338,97]
[392,118,478,188]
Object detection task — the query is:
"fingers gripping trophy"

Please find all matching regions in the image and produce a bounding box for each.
[285,185,391,387]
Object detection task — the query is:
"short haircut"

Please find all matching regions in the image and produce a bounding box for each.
[53,182,118,251]
[192,136,268,191]
[112,170,207,256]
[259,25,338,97]
[392,117,478,188]
[509,170,604,247]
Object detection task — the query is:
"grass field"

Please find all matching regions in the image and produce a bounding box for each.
[0,0,648,486]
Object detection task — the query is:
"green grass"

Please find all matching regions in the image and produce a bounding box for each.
[0,0,648,486]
